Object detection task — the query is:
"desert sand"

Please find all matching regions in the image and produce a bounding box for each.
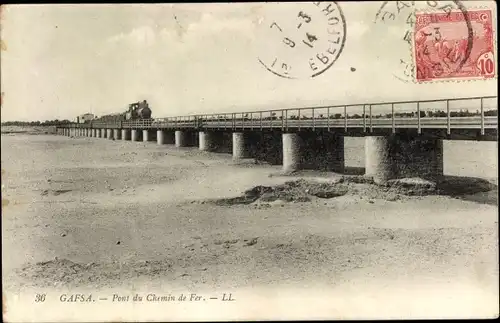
[1,131,498,321]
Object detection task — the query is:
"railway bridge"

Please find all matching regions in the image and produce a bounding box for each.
[57,96,498,184]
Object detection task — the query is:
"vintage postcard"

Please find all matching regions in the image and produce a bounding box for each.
[1,1,498,322]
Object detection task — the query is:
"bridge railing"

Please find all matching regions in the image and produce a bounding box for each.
[61,96,497,134]
[190,96,497,134]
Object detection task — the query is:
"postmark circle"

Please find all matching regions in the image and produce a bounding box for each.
[256,2,347,79]
[373,0,474,83]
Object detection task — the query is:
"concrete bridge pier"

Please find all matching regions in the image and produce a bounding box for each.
[106,129,113,140]
[175,130,187,147]
[157,130,175,145]
[100,129,106,138]
[282,133,301,172]
[232,132,248,160]
[365,135,444,184]
[113,129,121,140]
[122,129,130,140]
[199,131,221,151]
[131,129,142,141]
[89,129,93,137]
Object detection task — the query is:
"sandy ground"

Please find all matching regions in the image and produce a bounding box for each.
[1,125,57,135]
[1,133,499,321]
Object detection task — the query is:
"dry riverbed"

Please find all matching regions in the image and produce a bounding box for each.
[1,133,498,320]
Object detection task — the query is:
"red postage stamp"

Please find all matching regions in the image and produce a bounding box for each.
[414,9,495,82]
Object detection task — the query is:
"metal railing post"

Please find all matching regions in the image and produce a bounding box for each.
[369,105,373,133]
[391,103,395,133]
[286,109,289,129]
[447,100,451,135]
[344,106,347,131]
[327,107,330,131]
[281,110,285,131]
[298,109,301,131]
[363,105,366,132]
[480,97,485,135]
[312,108,315,130]
[417,102,421,134]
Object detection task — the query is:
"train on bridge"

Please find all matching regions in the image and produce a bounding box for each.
[91,100,153,124]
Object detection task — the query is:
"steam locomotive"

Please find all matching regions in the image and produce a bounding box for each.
[92,100,153,123]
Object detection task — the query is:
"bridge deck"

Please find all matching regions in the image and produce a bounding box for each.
[64,96,498,136]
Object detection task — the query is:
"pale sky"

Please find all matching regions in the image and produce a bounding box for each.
[1,1,497,121]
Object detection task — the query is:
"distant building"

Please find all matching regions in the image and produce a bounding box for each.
[77,113,95,123]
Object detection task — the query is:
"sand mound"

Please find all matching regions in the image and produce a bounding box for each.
[207,179,350,206]
[204,175,498,206]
